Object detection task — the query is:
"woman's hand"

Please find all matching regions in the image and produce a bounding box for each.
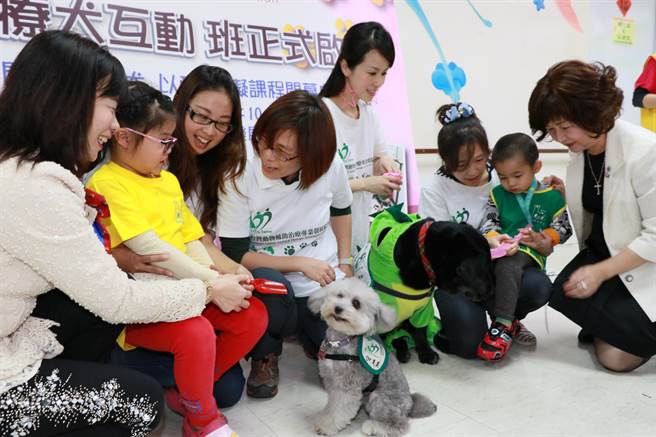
[299,257,336,286]
[563,264,606,299]
[338,264,353,278]
[111,244,173,276]
[520,230,554,256]
[209,274,253,312]
[363,174,402,197]
[542,174,566,197]
[374,154,399,174]
[486,233,519,255]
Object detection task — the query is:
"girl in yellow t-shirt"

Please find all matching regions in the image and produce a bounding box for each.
[87,81,267,437]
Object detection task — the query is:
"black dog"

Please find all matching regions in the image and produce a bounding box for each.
[388,219,493,364]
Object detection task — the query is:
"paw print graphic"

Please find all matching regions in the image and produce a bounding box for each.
[300,242,308,249]
[284,245,296,255]
[311,240,319,247]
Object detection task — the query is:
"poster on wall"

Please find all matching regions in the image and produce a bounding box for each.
[0,0,418,210]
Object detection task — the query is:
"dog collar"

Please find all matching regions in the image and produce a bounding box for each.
[317,336,356,361]
[418,220,437,286]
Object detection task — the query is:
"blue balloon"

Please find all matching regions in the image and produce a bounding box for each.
[431,62,467,102]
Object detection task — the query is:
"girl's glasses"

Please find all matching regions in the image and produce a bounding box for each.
[123,127,177,153]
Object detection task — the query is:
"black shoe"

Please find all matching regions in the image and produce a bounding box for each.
[577,329,594,344]
[247,353,279,398]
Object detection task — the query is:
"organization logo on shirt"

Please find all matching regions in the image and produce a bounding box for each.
[451,208,470,224]
[250,208,273,232]
[338,142,350,160]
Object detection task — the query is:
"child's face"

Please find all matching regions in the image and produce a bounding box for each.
[184,89,233,156]
[451,143,489,187]
[495,155,541,194]
[127,119,177,177]
[341,49,390,103]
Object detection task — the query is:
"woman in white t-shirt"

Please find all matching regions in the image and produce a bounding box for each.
[419,103,552,359]
[217,90,353,371]
[319,22,402,254]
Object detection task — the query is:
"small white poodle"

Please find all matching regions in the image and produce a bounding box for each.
[308,277,437,436]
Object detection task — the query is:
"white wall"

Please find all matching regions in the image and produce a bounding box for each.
[394,0,655,191]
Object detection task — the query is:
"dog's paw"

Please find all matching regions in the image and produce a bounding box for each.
[392,338,411,363]
[314,417,342,435]
[362,419,403,437]
[417,348,440,365]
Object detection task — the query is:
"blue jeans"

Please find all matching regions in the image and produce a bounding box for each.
[110,346,245,408]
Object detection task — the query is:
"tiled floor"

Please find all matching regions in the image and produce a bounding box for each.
[153,156,655,436]
[152,242,656,437]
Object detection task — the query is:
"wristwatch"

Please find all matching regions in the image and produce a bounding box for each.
[338,256,353,266]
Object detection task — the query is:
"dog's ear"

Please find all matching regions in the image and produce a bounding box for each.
[373,299,398,334]
[307,285,330,315]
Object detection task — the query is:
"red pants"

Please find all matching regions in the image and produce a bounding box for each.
[125,297,267,426]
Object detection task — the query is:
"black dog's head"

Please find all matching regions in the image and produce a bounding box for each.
[393,219,493,303]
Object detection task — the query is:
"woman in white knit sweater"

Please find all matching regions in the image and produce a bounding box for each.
[0,31,250,436]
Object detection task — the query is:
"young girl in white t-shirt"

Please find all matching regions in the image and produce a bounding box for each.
[419,102,551,359]
[319,21,402,255]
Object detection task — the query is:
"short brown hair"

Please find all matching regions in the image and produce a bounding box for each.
[252,90,336,189]
[528,60,623,141]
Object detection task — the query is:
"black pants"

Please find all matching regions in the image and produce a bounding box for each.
[0,358,163,437]
[248,268,298,360]
[33,289,123,363]
[295,296,328,358]
[435,267,552,358]
[550,249,656,358]
[489,252,539,321]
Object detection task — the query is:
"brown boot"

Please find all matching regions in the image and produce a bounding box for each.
[247,353,279,398]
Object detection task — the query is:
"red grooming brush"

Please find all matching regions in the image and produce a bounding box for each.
[250,278,288,295]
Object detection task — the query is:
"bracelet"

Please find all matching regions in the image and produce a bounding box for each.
[338,256,353,266]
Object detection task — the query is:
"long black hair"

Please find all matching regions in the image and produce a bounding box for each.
[0,30,126,176]
[319,22,395,98]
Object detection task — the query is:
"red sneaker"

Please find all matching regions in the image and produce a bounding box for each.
[477,321,514,361]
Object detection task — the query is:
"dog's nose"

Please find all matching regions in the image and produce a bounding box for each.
[334,305,343,314]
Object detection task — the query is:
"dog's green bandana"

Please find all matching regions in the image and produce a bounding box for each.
[358,335,389,375]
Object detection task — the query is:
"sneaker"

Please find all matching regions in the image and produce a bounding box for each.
[477,321,514,361]
[247,353,279,398]
[182,414,238,437]
[512,320,537,346]
[164,388,186,417]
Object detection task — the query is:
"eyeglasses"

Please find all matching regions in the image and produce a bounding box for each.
[258,142,298,162]
[123,127,177,153]
[187,107,233,134]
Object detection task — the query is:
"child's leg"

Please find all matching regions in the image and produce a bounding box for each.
[202,296,268,380]
[125,317,219,427]
[493,252,536,323]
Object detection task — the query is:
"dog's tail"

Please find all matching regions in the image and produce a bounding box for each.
[409,393,437,418]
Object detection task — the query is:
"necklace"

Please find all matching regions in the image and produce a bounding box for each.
[586,152,605,196]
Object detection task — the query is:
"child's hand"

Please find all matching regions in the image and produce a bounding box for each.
[209,274,252,313]
[234,264,254,280]
[520,230,554,256]
[486,233,514,248]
